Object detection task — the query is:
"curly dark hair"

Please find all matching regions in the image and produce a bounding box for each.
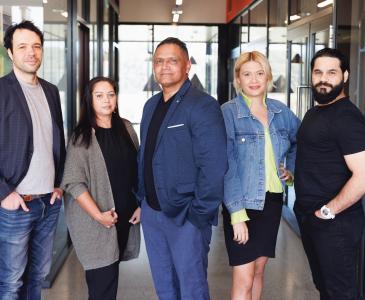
[311,48,349,74]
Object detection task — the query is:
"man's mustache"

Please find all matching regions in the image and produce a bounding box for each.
[314,81,333,88]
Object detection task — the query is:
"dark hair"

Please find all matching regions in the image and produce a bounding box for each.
[72,76,134,149]
[155,37,189,58]
[4,20,44,52]
[311,48,349,74]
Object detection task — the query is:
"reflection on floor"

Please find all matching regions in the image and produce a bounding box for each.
[42,217,319,300]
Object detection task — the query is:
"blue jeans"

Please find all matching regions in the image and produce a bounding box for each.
[0,194,61,300]
[141,200,212,300]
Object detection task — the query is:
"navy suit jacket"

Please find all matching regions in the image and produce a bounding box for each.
[0,71,66,201]
[138,80,227,228]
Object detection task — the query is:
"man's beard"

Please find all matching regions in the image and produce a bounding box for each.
[311,80,344,105]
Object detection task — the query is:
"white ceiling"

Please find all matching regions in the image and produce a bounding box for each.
[119,0,227,24]
[1,0,226,24]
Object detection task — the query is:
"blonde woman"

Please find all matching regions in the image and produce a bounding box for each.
[221,51,300,300]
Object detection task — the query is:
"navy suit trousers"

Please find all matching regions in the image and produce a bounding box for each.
[141,200,212,300]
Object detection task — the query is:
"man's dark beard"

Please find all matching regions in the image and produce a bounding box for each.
[311,80,344,105]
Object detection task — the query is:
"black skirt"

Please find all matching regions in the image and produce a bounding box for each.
[223,192,283,266]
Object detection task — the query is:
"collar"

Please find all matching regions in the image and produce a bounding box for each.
[234,93,282,118]
[240,92,267,108]
[315,96,349,108]
[159,92,176,106]
[155,79,191,104]
[173,78,191,103]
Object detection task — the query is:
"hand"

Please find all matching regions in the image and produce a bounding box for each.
[50,188,63,205]
[96,208,118,228]
[232,221,249,244]
[0,192,29,212]
[279,164,293,182]
[314,209,325,219]
[129,207,141,225]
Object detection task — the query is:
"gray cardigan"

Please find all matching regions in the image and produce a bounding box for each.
[61,120,140,270]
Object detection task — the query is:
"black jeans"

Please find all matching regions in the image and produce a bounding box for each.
[85,261,119,300]
[295,208,365,300]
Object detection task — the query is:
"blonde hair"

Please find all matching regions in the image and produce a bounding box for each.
[233,51,273,93]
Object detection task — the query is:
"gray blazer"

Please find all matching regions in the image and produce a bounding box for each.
[61,120,140,270]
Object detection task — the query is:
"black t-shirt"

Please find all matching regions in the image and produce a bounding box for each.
[95,126,138,258]
[294,97,365,215]
[144,94,174,211]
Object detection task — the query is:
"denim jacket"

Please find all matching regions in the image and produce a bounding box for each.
[221,95,300,213]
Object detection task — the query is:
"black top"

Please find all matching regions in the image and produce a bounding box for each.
[95,126,138,257]
[294,97,365,215]
[144,94,174,210]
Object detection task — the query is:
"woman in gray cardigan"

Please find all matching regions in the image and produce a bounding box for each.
[61,77,140,300]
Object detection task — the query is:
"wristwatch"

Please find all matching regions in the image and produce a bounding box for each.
[320,205,335,219]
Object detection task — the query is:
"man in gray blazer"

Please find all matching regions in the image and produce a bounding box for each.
[0,20,65,300]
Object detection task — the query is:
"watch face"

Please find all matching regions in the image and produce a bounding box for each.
[320,205,335,219]
[322,208,329,216]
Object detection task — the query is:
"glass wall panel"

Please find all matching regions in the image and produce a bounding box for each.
[336,0,365,112]
[41,23,68,134]
[118,25,153,134]
[103,24,109,76]
[228,14,241,100]
[0,6,12,76]
[268,0,288,104]
[331,0,365,112]
[206,32,219,101]
[154,25,218,97]
[103,0,110,77]
[232,13,241,50]
[240,12,249,49]
[89,0,97,78]
[289,36,308,117]
[118,25,218,136]
[246,0,267,54]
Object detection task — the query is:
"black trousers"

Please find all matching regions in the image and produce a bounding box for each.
[85,261,119,300]
[295,208,365,300]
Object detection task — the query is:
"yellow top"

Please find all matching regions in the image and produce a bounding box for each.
[264,127,283,193]
[231,209,250,224]
[230,93,282,225]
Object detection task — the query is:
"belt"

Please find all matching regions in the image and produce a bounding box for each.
[20,193,53,202]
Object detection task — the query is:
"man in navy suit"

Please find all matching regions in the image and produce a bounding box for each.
[138,37,227,299]
[0,21,65,299]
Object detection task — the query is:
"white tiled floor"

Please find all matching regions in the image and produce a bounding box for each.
[42,216,319,300]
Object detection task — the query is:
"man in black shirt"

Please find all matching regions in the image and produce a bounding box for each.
[137,37,227,299]
[294,48,365,300]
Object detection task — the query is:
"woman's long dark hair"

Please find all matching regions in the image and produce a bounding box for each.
[72,76,134,148]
